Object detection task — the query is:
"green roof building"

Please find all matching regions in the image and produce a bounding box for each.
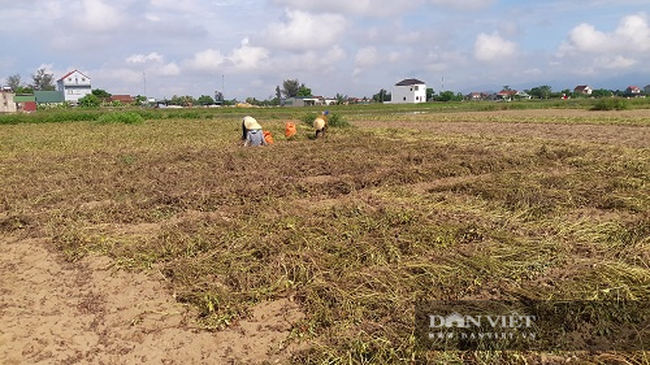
[34,91,65,104]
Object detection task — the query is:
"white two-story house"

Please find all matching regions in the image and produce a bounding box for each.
[391,78,427,104]
[57,69,92,104]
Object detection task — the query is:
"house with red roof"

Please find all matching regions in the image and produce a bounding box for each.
[625,85,643,97]
[109,94,135,105]
[57,69,92,104]
[574,85,593,95]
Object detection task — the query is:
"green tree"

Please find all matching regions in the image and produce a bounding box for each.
[197,95,216,106]
[436,90,456,102]
[6,74,22,91]
[245,97,260,105]
[92,89,112,103]
[282,79,300,98]
[372,88,389,103]
[78,93,100,108]
[592,89,613,98]
[426,88,435,101]
[169,95,196,106]
[296,84,312,97]
[135,95,148,106]
[335,93,347,105]
[528,85,552,99]
[31,68,56,91]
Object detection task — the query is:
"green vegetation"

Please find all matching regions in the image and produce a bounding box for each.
[0,108,648,363]
[93,111,145,125]
[2,97,650,127]
[591,97,630,111]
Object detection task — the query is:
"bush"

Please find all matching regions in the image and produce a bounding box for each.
[591,98,630,111]
[326,113,351,128]
[300,112,351,128]
[94,112,145,125]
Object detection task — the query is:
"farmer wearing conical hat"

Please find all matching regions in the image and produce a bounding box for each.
[313,110,328,139]
[241,116,267,146]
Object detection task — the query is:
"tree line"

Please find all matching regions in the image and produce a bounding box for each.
[5,68,57,93]
[5,68,647,106]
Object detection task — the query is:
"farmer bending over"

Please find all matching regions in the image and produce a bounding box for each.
[313,111,328,139]
[242,116,267,146]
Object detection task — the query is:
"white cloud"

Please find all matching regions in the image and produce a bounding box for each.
[425,50,468,72]
[227,39,270,72]
[269,45,347,75]
[428,0,496,11]
[353,46,379,77]
[76,0,123,32]
[184,49,226,71]
[158,63,181,76]
[474,32,518,62]
[524,68,542,76]
[269,0,418,17]
[150,0,202,13]
[595,55,638,69]
[262,10,347,51]
[559,13,650,55]
[387,52,401,63]
[395,31,425,44]
[354,47,379,68]
[126,52,164,64]
[145,14,161,22]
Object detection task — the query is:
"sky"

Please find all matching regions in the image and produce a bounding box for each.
[1,0,650,101]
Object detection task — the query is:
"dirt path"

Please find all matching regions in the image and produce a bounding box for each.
[0,235,304,364]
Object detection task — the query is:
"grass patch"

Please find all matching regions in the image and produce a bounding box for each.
[94,111,145,125]
[591,98,631,111]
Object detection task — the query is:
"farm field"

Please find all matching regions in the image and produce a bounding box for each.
[0,107,648,364]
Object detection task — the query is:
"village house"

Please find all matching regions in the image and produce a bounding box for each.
[625,85,643,97]
[57,69,92,104]
[574,85,593,95]
[34,91,65,106]
[467,92,484,101]
[109,94,136,105]
[13,94,37,112]
[390,78,427,104]
[496,89,517,101]
[283,96,336,107]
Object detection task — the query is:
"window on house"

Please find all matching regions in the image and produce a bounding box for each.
[403,97,407,101]
[68,78,72,81]
[414,86,419,91]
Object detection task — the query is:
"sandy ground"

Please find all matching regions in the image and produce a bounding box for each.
[0,235,304,365]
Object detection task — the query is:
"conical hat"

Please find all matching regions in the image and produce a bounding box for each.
[243,116,262,130]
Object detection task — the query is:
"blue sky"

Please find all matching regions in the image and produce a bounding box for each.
[1,0,649,100]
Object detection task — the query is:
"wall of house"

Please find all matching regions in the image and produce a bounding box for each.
[1,92,17,113]
[391,84,427,104]
[57,71,92,103]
